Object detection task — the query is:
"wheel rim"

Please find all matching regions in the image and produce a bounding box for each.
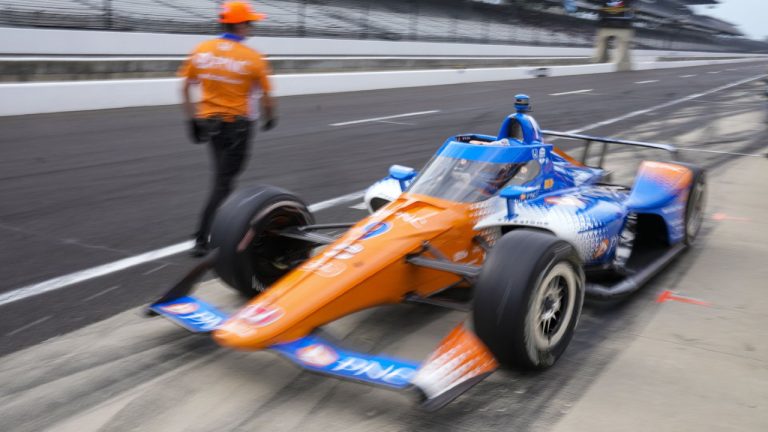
[528,262,578,351]
[243,202,312,291]
[686,180,705,240]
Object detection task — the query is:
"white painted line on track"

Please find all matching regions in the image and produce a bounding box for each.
[6,316,52,337]
[635,80,659,84]
[549,89,593,96]
[680,74,697,78]
[330,110,440,127]
[2,74,765,308]
[83,285,121,301]
[308,190,365,212]
[377,120,414,126]
[567,74,766,135]
[0,191,366,307]
[0,241,193,307]
[142,263,169,275]
[677,147,767,158]
[708,71,721,74]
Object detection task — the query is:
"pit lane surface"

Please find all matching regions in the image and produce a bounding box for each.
[1,62,767,431]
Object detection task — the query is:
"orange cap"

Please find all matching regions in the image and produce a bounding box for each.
[219,1,266,24]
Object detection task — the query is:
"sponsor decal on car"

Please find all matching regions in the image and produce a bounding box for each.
[161,302,199,315]
[270,335,420,389]
[538,147,547,164]
[360,221,391,240]
[544,196,586,208]
[297,344,339,367]
[239,304,284,327]
[301,260,347,278]
[151,296,228,333]
[593,238,610,259]
[453,250,469,261]
[323,243,364,260]
[220,320,256,337]
[330,357,416,386]
[395,211,439,228]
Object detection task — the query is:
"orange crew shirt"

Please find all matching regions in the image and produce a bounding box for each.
[178,37,272,120]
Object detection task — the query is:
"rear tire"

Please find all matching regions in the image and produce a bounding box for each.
[683,167,706,245]
[209,185,314,297]
[473,229,585,370]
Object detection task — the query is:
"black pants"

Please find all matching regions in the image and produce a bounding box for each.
[195,117,254,245]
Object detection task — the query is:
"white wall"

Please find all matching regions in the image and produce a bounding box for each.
[2,57,764,116]
[0,63,616,116]
[1,28,765,116]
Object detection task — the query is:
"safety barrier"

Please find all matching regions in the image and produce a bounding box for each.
[2,56,765,116]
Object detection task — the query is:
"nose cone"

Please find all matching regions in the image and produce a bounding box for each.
[212,195,466,350]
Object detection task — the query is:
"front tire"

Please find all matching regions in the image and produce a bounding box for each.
[473,229,585,370]
[209,185,314,297]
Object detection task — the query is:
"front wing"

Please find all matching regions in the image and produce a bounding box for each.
[150,294,496,409]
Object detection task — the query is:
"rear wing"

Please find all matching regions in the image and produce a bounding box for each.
[542,130,679,169]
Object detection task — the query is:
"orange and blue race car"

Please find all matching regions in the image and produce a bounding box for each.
[147,95,705,410]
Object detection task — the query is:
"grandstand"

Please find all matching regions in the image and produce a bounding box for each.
[0,0,765,53]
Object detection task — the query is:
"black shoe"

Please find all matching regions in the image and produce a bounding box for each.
[190,241,209,258]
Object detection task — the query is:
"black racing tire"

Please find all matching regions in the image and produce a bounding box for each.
[682,165,706,245]
[473,229,585,370]
[209,185,314,297]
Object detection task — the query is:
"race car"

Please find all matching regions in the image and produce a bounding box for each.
[147,95,705,410]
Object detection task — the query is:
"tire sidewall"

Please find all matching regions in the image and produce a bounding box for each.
[521,252,584,368]
[210,185,313,296]
[473,230,585,370]
[684,170,706,245]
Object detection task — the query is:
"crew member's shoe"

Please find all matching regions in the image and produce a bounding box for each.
[190,240,209,258]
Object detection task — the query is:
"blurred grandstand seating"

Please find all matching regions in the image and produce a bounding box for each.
[0,0,765,53]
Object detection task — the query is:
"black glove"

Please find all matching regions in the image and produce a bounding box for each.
[187,119,206,144]
[261,117,277,132]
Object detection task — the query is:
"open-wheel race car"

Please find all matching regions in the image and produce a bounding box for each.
[147,95,705,410]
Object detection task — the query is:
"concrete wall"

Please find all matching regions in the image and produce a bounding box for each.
[1,28,765,116]
[2,57,764,116]
[0,63,615,116]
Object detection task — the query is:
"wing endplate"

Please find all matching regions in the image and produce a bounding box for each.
[149,296,229,333]
[412,322,498,411]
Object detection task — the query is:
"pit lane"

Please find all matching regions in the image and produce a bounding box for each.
[0,62,767,431]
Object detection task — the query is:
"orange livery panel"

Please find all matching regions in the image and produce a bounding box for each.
[214,193,487,350]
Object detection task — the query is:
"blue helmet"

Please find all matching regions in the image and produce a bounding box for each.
[514,94,531,113]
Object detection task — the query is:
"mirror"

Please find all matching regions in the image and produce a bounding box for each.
[389,165,417,191]
[500,185,538,219]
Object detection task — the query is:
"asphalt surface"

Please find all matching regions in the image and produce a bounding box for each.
[0,61,767,431]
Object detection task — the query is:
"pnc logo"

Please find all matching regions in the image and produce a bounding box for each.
[360,222,390,240]
[161,302,199,315]
[239,304,284,327]
[331,357,416,386]
[297,344,339,367]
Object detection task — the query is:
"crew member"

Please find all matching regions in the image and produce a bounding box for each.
[179,1,276,256]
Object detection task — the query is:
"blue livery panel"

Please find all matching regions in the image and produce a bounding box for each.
[270,334,420,389]
[150,296,229,333]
